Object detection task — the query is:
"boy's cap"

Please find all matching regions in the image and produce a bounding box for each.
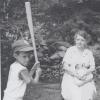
[12,39,33,52]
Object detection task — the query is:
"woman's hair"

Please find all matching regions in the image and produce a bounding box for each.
[74,30,91,43]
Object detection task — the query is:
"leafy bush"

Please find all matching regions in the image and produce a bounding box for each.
[1,0,100,86]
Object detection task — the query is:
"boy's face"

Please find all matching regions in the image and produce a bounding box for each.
[15,52,32,67]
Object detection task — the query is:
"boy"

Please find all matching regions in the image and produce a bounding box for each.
[3,39,41,100]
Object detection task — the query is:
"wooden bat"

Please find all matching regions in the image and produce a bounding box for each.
[25,2,42,83]
[25,2,38,65]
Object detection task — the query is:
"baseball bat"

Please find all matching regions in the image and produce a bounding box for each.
[25,2,38,64]
[25,2,42,83]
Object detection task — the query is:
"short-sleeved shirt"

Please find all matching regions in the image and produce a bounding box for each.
[4,62,27,99]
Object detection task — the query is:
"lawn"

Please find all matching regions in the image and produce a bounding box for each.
[24,78,100,100]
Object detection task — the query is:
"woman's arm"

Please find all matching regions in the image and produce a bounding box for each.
[78,77,93,87]
[84,67,95,77]
[62,47,81,79]
[62,48,74,75]
[63,62,81,79]
[84,51,95,76]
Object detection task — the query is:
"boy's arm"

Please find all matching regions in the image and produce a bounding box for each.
[30,62,42,83]
[19,69,32,84]
[29,62,40,76]
[19,62,41,84]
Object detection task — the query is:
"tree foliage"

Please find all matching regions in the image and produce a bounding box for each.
[1,0,100,85]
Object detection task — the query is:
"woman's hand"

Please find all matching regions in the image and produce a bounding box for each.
[73,73,86,81]
[85,65,95,75]
[79,75,86,81]
[78,78,93,87]
[73,73,83,80]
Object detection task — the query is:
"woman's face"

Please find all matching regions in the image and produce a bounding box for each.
[75,35,87,49]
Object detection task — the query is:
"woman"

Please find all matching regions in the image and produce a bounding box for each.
[61,30,96,100]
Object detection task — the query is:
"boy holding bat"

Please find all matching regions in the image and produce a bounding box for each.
[3,39,41,100]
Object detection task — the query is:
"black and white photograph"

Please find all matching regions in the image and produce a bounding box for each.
[1,0,100,100]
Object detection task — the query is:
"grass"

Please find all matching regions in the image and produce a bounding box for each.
[24,83,62,100]
[24,78,100,100]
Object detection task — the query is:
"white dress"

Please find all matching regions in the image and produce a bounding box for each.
[61,46,96,100]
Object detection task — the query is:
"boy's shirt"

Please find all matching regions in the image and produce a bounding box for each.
[4,62,27,98]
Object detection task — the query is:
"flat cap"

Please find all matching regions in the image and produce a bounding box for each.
[12,39,33,52]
